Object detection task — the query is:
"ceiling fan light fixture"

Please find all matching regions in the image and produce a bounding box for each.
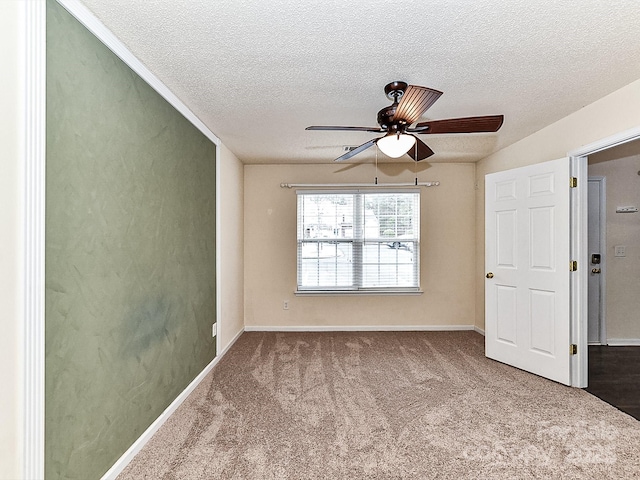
[377,133,416,158]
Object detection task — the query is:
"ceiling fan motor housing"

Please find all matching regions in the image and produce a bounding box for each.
[378,81,411,132]
[377,105,398,130]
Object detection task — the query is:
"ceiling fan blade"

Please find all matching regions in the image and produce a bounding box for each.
[306,126,384,133]
[405,137,434,162]
[334,138,378,162]
[392,85,443,125]
[412,115,504,134]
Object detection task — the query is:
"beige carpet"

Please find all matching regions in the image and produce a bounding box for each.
[117,331,640,479]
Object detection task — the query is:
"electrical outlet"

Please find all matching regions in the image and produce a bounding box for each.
[283,300,289,310]
[614,245,626,257]
[212,322,217,337]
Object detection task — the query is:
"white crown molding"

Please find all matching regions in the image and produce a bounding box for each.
[244,325,477,332]
[23,1,46,478]
[56,0,220,147]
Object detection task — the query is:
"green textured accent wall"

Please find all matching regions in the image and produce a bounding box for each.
[45,1,217,478]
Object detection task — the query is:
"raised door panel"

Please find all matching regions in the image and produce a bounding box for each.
[485,157,571,385]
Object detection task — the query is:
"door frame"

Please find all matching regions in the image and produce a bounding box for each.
[587,176,607,345]
[569,126,640,387]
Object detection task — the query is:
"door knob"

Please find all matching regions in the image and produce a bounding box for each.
[591,268,601,274]
[486,272,494,279]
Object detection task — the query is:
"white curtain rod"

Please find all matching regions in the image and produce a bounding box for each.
[280,181,440,189]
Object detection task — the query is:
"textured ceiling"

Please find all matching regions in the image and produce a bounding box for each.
[78,0,640,165]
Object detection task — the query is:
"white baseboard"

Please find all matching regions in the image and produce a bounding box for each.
[606,338,640,346]
[473,326,485,336]
[100,327,244,480]
[218,326,244,358]
[244,325,476,332]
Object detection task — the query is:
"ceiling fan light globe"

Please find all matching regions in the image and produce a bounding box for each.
[377,134,416,158]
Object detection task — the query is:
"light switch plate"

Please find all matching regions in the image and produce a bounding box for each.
[614,245,626,257]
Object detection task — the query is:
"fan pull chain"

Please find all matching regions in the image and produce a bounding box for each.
[414,141,418,185]
[375,143,379,184]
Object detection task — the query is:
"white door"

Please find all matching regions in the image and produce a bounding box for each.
[485,158,571,385]
[587,178,605,344]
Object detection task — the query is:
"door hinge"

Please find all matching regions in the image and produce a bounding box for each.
[570,177,578,188]
[570,260,578,271]
[570,344,577,355]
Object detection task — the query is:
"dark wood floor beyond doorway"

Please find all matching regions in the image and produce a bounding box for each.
[585,345,640,421]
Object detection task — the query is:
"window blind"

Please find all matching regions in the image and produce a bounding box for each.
[297,189,420,292]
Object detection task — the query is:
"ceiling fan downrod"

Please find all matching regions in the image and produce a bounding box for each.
[384,81,408,101]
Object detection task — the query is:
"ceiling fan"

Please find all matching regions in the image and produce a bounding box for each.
[306,81,504,162]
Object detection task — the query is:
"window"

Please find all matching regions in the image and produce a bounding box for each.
[297,190,420,293]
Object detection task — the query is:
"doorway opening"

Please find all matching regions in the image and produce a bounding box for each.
[587,176,606,346]
[582,138,640,420]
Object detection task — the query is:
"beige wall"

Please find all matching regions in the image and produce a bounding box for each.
[244,162,476,328]
[589,153,640,341]
[475,78,640,330]
[219,144,245,349]
[0,1,23,478]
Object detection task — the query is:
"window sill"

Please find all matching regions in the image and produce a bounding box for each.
[295,290,423,297]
